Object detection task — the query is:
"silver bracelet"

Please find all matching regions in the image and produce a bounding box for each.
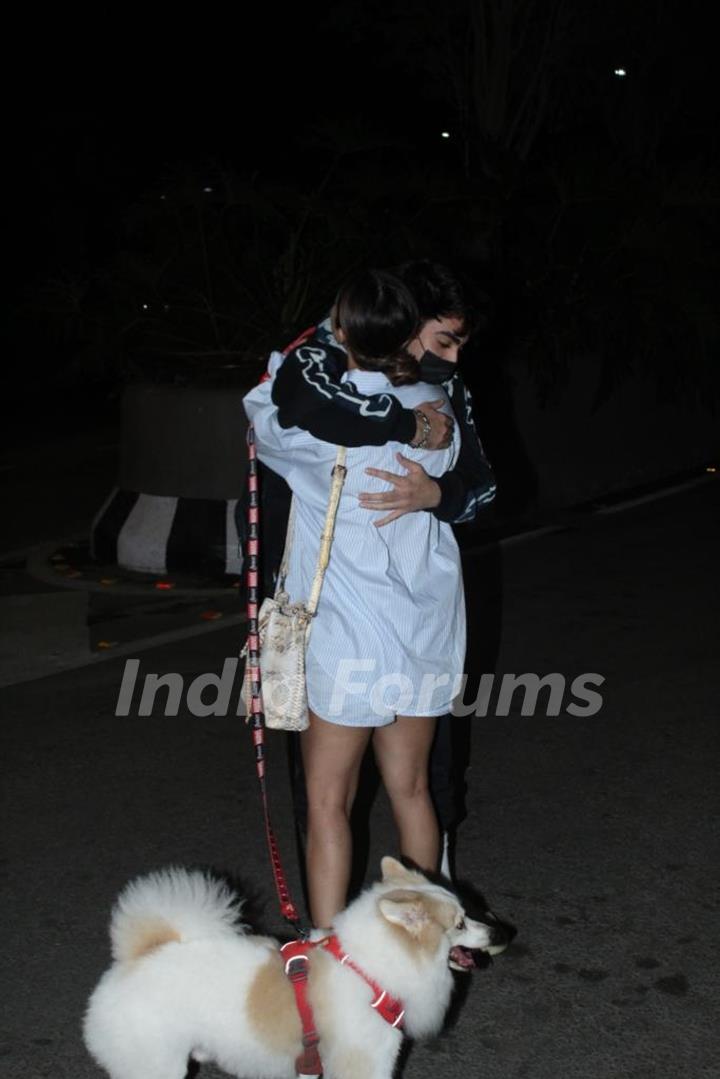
[409,408,431,450]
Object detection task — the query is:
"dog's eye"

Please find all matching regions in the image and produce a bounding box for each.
[455,917,466,931]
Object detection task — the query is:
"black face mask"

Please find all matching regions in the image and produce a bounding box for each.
[418,350,456,385]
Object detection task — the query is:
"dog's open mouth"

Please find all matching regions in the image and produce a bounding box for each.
[448,946,477,971]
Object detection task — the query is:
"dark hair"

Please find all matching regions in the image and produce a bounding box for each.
[392,259,490,336]
[334,269,419,386]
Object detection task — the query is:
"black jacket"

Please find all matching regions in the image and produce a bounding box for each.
[271,329,496,523]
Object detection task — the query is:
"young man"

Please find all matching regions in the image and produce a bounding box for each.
[272,260,495,532]
[248,261,496,880]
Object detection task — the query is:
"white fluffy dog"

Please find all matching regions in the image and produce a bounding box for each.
[84,857,504,1079]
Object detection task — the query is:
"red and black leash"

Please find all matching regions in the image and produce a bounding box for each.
[245,423,306,935]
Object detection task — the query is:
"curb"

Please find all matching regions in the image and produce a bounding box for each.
[24,541,243,599]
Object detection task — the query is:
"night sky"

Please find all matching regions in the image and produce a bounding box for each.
[8,8,436,273]
[3,1,717,408]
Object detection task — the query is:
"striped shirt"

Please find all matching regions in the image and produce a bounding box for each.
[244,369,466,726]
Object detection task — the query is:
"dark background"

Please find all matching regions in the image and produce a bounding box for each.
[3,2,718,480]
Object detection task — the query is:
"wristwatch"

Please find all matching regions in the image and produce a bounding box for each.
[409,408,431,450]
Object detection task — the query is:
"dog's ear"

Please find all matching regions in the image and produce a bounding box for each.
[379,891,430,936]
[380,856,423,883]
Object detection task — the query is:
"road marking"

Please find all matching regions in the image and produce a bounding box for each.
[590,473,716,515]
[0,611,248,689]
[500,524,563,547]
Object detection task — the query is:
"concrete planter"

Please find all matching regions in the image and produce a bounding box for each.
[91,382,250,577]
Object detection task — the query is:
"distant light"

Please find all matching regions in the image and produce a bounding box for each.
[614,68,627,77]
[160,194,167,200]
[707,466,717,473]
[203,186,214,193]
[142,304,149,310]
[441,131,451,139]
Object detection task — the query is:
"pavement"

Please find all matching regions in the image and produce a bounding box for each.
[1,427,719,1078]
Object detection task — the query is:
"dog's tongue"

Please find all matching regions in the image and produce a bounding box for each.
[449,946,476,970]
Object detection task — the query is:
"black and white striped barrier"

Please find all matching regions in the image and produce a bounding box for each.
[91,382,250,578]
[91,489,244,577]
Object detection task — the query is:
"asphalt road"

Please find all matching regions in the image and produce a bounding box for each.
[1,479,719,1079]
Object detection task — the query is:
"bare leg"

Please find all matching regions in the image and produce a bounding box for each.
[373,715,440,874]
[300,710,372,929]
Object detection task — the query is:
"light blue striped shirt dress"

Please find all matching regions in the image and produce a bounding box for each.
[244,368,466,726]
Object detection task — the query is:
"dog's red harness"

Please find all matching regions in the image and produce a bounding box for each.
[281,941,323,1079]
[280,936,405,1078]
[320,936,406,1028]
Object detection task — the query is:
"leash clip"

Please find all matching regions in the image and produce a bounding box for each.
[284,953,311,979]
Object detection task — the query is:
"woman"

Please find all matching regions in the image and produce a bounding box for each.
[244,270,465,930]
